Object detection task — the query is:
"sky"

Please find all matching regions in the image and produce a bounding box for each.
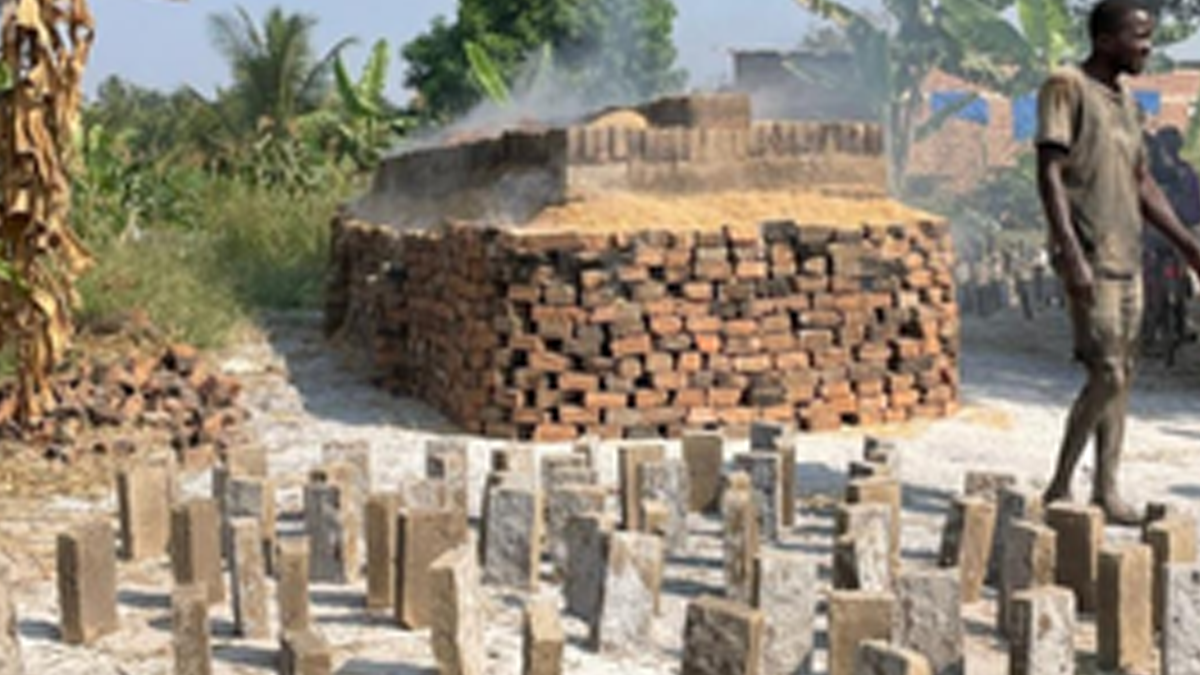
[84,0,835,98]
[86,0,1200,101]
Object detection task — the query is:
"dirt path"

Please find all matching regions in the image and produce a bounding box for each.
[4,308,1200,674]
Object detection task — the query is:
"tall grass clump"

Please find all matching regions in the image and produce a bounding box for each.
[77,175,356,349]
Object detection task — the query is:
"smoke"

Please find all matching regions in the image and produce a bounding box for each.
[356,1,694,228]
[442,54,603,141]
[397,0,688,153]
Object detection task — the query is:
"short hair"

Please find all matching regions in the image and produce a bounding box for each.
[1089,0,1147,40]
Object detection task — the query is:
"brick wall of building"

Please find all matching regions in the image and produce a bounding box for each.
[910,69,1200,190]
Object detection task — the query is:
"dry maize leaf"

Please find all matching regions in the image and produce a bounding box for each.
[14,0,50,44]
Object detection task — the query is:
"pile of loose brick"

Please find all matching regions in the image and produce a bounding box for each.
[0,343,245,463]
[329,215,959,441]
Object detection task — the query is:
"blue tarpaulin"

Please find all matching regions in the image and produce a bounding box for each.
[1134,90,1162,116]
[929,91,990,125]
[1012,93,1037,141]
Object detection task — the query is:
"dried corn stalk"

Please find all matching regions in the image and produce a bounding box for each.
[0,0,94,424]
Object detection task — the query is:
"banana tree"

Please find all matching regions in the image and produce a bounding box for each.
[793,0,956,194]
[332,39,416,170]
[937,0,1079,97]
[465,40,555,108]
[941,0,1193,95]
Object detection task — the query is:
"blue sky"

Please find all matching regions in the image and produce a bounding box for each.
[86,0,817,98]
[87,0,1200,100]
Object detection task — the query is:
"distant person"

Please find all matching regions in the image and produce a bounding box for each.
[1142,126,1200,350]
[1152,126,1200,226]
[1036,0,1200,525]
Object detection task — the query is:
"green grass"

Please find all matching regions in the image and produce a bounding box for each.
[79,231,245,349]
[77,176,355,349]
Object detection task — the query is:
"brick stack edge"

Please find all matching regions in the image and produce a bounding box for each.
[327,216,958,442]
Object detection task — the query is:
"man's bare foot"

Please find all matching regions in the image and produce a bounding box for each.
[1095,497,1144,527]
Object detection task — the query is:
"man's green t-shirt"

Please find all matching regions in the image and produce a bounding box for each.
[1036,66,1146,277]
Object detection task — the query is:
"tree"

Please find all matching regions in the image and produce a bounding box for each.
[204,6,356,190]
[207,6,351,134]
[792,0,955,192]
[331,40,416,171]
[792,0,1192,192]
[403,0,684,122]
[562,0,685,106]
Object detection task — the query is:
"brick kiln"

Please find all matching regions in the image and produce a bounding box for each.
[326,93,959,441]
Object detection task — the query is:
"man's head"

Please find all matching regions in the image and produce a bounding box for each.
[1089,0,1155,75]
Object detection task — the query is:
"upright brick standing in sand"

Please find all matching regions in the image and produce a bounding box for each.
[57,519,119,645]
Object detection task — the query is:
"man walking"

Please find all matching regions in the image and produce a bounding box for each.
[1037,0,1200,524]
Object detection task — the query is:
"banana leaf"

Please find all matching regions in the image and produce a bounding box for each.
[465,40,510,105]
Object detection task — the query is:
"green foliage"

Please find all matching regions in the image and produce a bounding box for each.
[792,0,946,192]
[402,18,475,121]
[404,0,683,122]
[936,0,1081,95]
[331,40,417,171]
[79,230,245,349]
[564,0,685,105]
[207,6,350,130]
[70,5,384,349]
[466,40,513,104]
[77,177,352,348]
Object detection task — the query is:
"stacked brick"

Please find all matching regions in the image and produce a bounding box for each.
[328,216,958,442]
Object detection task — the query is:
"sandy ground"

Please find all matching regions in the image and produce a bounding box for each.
[4,306,1200,674]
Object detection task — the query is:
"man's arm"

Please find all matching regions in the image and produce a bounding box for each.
[1140,160,1200,273]
[1038,144,1093,303]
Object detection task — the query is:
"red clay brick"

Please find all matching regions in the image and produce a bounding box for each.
[775,352,811,370]
[636,390,668,409]
[761,404,796,422]
[535,424,579,442]
[559,372,599,392]
[687,315,722,333]
[718,407,757,425]
[695,334,723,354]
[674,389,707,407]
[650,315,684,336]
[612,334,652,357]
[653,371,688,390]
[645,352,674,374]
[736,261,768,279]
[762,333,796,353]
[529,351,571,373]
[678,352,704,372]
[618,266,650,283]
[695,260,732,280]
[734,355,772,373]
[723,319,758,336]
[683,282,713,301]
[585,392,629,410]
[709,388,743,408]
[559,406,600,425]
